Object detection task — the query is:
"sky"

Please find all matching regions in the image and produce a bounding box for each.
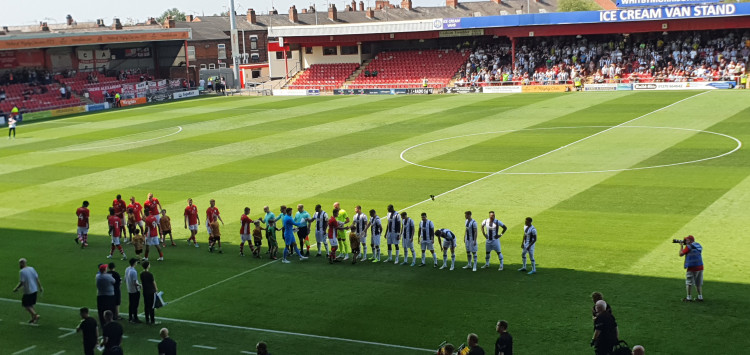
[2,0,449,27]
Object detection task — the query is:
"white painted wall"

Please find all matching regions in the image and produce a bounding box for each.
[268,49,301,79]
[301,46,361,68]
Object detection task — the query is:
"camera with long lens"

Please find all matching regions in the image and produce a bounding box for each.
[672,239,685,244]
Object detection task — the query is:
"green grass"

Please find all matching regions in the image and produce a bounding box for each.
[1,91,749,354]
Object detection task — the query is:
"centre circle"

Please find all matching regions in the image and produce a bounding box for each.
[399,126,742,175]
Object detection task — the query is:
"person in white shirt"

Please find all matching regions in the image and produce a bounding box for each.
[399,212,416,266]
[463,211,479,272]
[519,217,538,275]
[417,213,437,267]
[352,206,369,260]
[13,258,43,323]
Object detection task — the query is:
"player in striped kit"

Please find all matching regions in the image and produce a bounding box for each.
[481,211,507,270]
[352,206,369,261]
[519,217,537,275]
[463,211,479,271]
[385,205,402,264]
[400,212,416,266]
[418,213,437,267]
[367,209,383,262]
[435,228,456,270]
[312,205,329,257]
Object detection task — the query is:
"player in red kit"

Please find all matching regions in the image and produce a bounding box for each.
[107,207,127,260]
[144,193,162,230]
[205,199,224,237]
[143,209,164,261]
[76,201,90,248]
[183,198,200,247]
[239,207,255,256]
[112,194,127,238]
[128,196,144,238]
[327,208,342,264]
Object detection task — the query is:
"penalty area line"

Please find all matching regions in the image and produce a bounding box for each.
[401,90,711,212]
[168,259,279,304]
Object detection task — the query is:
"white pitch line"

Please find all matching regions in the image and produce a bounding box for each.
[19,322,39,327]
[58,327,77,338]
[192,345,217,350]
[148,339,162,343]
[400,125,742,175]
[11,345,36,355]
[158,315,434,353]
[240,351,257,354]
[51,351,66,355]
[0,297,434,352]
[168,259,279,304]
[400,91,711,212]
[53,126,183,152]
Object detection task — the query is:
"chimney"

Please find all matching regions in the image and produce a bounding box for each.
[186,14,193,22]
[401,0,412,10]
[66,14,74,25]
[301,8,307,13]
[2,26,9,32]
[328,4,337,21]
[147,17,158,25]
[359,1,365,11]
[40,22,49,31]
[309,5,316,13]
[247,9,257,24]
[164,16,175,28]
[351,0,357,10]
[366,7,375,18]
[113,18,123,29]
[345,5,352,11]
[271,8,278,15]
[289,5,298,23]
[446,0,458,8]
[491,0,501,3]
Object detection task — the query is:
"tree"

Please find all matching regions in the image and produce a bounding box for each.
[158,8,186,23]
[558,0,602,12]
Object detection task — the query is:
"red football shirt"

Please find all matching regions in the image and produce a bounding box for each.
[144,198,161,217]
[206,207,220,222]
[240,214,253,234]
[108,215,123,237]
[112,199,127,216]
[327,216,338,239]
[76,207,90,227]
[128,202,143,222]
[184,205,199,225]
[145,215,159,237]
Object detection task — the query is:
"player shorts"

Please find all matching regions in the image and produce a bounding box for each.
[686,270,704,286]
[155,214,161,223]
[284,235,296,246]
[267,236,278,248]
[136,220,145,229]
[386,232,400,245]
[253,238,262,247]
[486,238,501,253]
[442,238,456,249]
[465,239,478,253]
[402,238,414,249]
[357,232,367,244]
[297,226,310,238]
[421,241,434,251]
[111,237,121,246]
[146,236,160,246]
[329,237,338,247]
[241,233,252,242]
[77,227,89,236]
[22,292,37,307]
[371,234,381,247]
[188,224,198,231]
[162,230,171,235]
[315,230,327,244]
[522,243,535,254]
[205,221,213,234]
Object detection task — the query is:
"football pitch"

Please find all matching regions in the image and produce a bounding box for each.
[1,91,749,354]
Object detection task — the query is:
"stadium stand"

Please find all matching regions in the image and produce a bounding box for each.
[349,49,468,89]
[460,30,749,86]
[287,63,359,90]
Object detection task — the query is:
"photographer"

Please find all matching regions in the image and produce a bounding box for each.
[677,235,704,302]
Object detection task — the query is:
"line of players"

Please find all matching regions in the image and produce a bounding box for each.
[75,195,539,273]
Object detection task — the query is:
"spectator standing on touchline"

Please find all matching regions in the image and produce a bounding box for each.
[679,235,704,302]
[158,327,177,355]
[495,320,513,355]
[12,258,42,323]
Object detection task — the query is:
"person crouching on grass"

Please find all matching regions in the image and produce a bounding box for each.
[209,215,222,253]
[349,226,360,264]
[252,221,263,258]
[159,209,175,247]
